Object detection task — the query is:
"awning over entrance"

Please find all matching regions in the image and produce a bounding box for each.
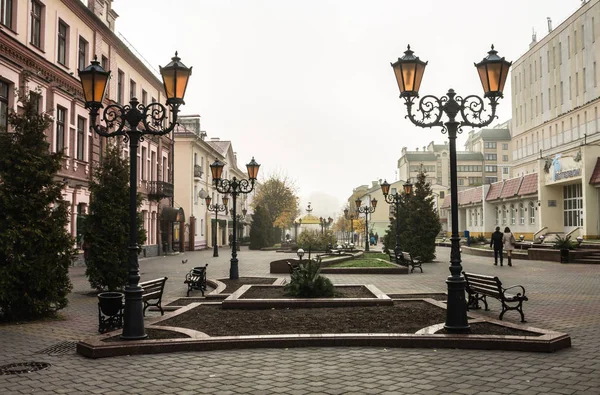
[589,158,600,185]
[161,207,185,222]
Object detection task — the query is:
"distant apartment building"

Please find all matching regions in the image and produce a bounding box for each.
[463,121,513,182]
[0,0,174,256]
[442,0,600,240]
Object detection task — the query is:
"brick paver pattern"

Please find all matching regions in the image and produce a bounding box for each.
[1,247,599,394]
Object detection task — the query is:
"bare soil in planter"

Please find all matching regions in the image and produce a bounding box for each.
[218,277,280,293]
[240,285,373,299]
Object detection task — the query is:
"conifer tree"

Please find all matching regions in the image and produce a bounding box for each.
[0,90,75,320]
[83,143,146,291]
[404,169,441,262]
[249,205,272,249]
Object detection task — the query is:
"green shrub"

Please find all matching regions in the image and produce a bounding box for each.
[284,259,334,298]
[476,234,487,243]
[297,229,336,251]
[553,235,576,250]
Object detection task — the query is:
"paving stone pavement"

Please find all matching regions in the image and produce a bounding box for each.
[1,247,599,394]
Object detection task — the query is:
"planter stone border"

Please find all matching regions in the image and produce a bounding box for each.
[76,297,571,359]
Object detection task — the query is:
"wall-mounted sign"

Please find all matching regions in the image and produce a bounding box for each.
[544,153,582,185]
[548,200,557,207]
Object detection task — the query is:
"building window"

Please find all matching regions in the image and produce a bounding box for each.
[458,179,464,186]
[130,79,136,99]
[576,73,579,96]
[594,62,597,87]
[485,177,497,184]
[56,106,66,152]
[76,116,85,160]
[574,30,578,54]
[502,143,508,150]
[563,184,583,227]
[141,146,147,181]
[503,167,509,174]
[484,142,497,149]
[485,165,497,173]
[201,219,204,236]
[484,153,497,160]
[583,68,587,93]
[439,191,444,199]
[560,82,564,104]
[117,70,124,104]
[1,0,13,28]
[78,36,88,71]
[568,36,571,58]
[548,88,551,110]
[519,203,525,225]
[495,208,499,225]
[142,90,147,105]
[558,42,562,64]
[541,93,544,114]
[31,0,43,48]
[529,201,535,225]
[469,210,473,227]
[101,55,109,71]
[57,20,68,66]
[510,204,516,225]
[502,205,507,225]
[0,80,9,131]
[582,25,585,49]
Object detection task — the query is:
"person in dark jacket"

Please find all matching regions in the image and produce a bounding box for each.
[490,226,504,266]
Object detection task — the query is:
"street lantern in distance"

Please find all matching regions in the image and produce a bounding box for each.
[380,180,391,196]
[403,181,413,195]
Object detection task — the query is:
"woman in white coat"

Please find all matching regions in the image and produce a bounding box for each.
[502,227,515,266]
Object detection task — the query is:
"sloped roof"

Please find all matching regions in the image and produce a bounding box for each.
[405,153,438,162]
[486,181,504,201]
[519,173,538,195]
[441,195,451,208]
[458,186,483,205]
[499,178,523,199]
[206,140,231,156]
[589,159,600,185]
[457,152,484,161]
[480,128,511,141]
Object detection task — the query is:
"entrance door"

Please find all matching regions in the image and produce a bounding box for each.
[563,184,583,233]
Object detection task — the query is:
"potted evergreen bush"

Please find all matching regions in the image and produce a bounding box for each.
[553,235,576,263]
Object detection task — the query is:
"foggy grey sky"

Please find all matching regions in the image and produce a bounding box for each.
[114,0,579,218]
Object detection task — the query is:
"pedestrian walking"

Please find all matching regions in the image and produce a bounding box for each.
[490,226,504,266]
[502,227,516,266]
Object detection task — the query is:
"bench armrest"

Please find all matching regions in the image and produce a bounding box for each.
[503,284,526,298]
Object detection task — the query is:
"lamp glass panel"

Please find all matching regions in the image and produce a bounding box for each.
[393,65,406,92]
[247,163,259,179]
[93,74,109,102]
[210,161,224,179]
[162,72,175,99]
[413,63,425,93]
[381,182,390,195]
[175,71,190,100]
[371,198,378,208]
[477,65,490,93]
[222,196,229,206]
[498,64,509,93]
[355,199,361,208]
[401,64,416,92]
[486,63,502,93]
[205,196,212,206]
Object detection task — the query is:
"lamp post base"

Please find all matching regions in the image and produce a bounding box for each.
[444,275,470,332]
[229,257,239,280]
[120,286,148,340]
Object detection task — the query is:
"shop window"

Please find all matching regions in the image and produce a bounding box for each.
[529,201,535,225]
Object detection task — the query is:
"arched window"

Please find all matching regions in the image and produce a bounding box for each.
[519,202,525,225]
[511,204,516,225]
[502,205,507,225]
[529,201,536,224]
[495,207,499,225]
[469,209,473,226]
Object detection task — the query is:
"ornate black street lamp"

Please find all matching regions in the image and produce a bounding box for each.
[210,157,260,279]
[343,208,354,244]
[79,52,192,340]
[319,216,333,234]
[391,44,511,332]
[355,197,377,252]
[381,180,413,262]
[205,195,228,257]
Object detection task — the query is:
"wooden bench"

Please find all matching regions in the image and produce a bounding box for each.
[399,251,423,273]
[386,249,399,263]
[140,277,168,316]
[463,272,528,322]
[184,264,208,297]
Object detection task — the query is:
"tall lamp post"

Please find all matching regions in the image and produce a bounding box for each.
[210,157,260,279]
[355,197,377,252]
[380,180,413,261]
[205,195,228,257]
[319,216,333,234]
[79,53,192,340]
[391,44,511,331]
[343,208,354,244]
[232,207,247,251]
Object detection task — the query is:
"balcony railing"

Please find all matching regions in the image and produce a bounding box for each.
[194,165,203,179]
[147,181,174,201]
